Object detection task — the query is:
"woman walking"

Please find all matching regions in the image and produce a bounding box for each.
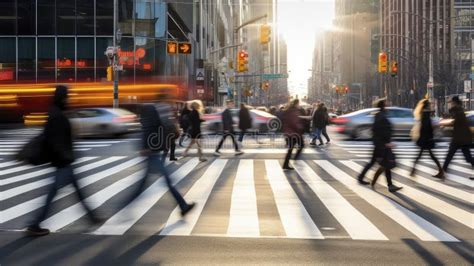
[238,103,252,143]
[410,99,444,178]
[282,99,305,170]
[183,100,207,162]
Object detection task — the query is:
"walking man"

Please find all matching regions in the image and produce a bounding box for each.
[215,100,243,156]
[282,99,305,170]
[26,85,101,236]
[238,103,252,143]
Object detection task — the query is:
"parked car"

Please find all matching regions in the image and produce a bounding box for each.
[332,107,439,140]
[67,108,140,138]
[203,109,279,133]
[439,111,474,142]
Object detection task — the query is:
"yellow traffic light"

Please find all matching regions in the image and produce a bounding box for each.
[378,52,388,73]
[106,66,113,81]
[391,60,398,77]
[237,50,249,73]
[260,25,271,44]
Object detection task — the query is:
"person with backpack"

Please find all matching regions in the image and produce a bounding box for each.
[410,99,443,178]
[26,85,101,236]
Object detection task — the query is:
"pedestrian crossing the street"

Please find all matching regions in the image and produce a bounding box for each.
[0,156,472,243]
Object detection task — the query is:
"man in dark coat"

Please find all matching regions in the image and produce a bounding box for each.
[238,103,252,143]
[310,103,328,145]
[215,100,243,156]
[26,85,100,236]
[178,106,191,147]
[358,98,402,193]
[441,96,473,177]
[282,99,305,170]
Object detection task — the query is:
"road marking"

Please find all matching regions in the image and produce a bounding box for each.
[293,161,386,240]
[398,160,473,188]
[265,160,324,239]
[0,157,145,223]
[1,157,96,186]
[93,158,198,235]
[426,161,473,176]
[343,161,473,229]
[227,159,260,237]
[160,159,228,236]
[0,160,22,169]
[0,164,41,176]
[315,160,459,242]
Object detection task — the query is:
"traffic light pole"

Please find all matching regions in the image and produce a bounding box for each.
[112,0,119,108]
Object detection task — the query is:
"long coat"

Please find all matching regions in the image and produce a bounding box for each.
[188,109,203,138]
[238,107,252,131]
[450,106,472,146]
[416,111,435,149]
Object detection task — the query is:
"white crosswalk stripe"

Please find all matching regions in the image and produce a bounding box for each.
[1,156,471,242]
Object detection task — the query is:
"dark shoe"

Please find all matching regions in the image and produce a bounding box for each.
[410,168,416,177]
[283,166,294,170]
[309,142,316,146]
[358,179,370,185]
[388,185,403,193]
[433,170,445,179]
[326,140,331,144]
[318,143,324,146]
[181,202,196,217]
[235,150,244,156]
[169,157,178,161]
[26,225,50,236]
[470,177,474,180]
[213,151,221,156]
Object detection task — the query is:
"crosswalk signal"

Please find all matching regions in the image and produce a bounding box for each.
[378,52,388,73]
[106,66,113,81]
[260,24,271,44]
[237,50,249,73]
[391,60,398,77]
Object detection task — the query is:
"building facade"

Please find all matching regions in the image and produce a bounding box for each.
[453,0,473,103]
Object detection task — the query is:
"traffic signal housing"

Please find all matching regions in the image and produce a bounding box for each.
[106,66,113,81]
[237,50,249,73]
[260,25,271,44]
[378,52,388,73]
[391,60,398,77]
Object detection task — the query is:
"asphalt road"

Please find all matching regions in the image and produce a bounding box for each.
[0,126,472,265]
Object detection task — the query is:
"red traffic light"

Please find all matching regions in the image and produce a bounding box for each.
[238,50,248,59]
[345,86,349,94]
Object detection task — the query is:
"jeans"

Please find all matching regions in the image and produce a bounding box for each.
[31,165,95,227]
[238,129,247,142]
[311,128,323,144]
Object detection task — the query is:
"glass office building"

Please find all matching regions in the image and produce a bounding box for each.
[0,0,189,84]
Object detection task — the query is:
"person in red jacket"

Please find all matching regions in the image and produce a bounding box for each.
[282,99,305,170]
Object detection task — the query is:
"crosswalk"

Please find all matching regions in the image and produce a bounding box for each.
[0,156,472,242]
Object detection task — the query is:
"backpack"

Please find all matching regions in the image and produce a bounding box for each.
[16,133,50,165]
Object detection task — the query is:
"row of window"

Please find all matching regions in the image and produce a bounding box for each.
[0,37,167,83]
[0,0,166,37]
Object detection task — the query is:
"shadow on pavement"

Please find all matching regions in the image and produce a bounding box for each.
[402,239,443,265]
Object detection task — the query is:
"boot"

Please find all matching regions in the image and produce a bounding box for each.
[371,167,384,187]
[388,184,403,193]
[433,169,445,179]
[410,168,416,177]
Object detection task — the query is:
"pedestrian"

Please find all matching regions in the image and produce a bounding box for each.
[310,103,325,146]
[178,105,191,147]
[156,100,179,161]
[282,99,305,170]
[358,98,402,193]
[321,104,331,144]
[132,104,195,215]
[26,85,101,236]
[183,100,207,162]
[214,100,243,156]
[238,103,252,143]
[410,99,443,177]
[440,96,473,179]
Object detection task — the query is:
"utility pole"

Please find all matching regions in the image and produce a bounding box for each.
[112,0,120,108]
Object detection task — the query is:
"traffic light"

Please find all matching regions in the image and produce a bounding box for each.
[106,66,113,81]
[260,24,271,44]
[378,52,388,73]
[237,50,249,72]
[262,81,270,91]
[335,86,340,94]
[345,86,349,94]
[391,60,398,77]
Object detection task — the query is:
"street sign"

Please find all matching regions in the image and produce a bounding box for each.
[167,42,178,54]
[464,80,472,93]
[178,42,192,54]
[196,68,205,81]
[261,73,289,79]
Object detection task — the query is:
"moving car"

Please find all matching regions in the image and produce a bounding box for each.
[203,109,279,133]
[67,108,140,138]
[439,111,474,142]
[332,107,429,140]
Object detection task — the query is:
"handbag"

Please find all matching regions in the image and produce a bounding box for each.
[381,148,396,170]
[16,133,50,165]
[410,121,421,142]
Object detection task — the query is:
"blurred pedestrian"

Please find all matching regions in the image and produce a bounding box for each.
[410,99,443,177]
[321,104,331,144]
[183,101,207,162]
[441,96,473,179]
[310,103,325,146]
[178,105,191,147]
[26,85,101,236]
[215,100,243,156]
[282,99,305,170]
[156,100,179,161]
[238,103,252,143]
[358,98,402,193]
[132,104,195,215]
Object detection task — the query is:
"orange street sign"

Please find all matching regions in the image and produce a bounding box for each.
[167,42,178,54]
[178,42,192,54]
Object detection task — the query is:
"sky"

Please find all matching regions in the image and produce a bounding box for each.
[277,0,335,97]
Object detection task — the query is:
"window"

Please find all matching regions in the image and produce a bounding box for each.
[57,37,75,82]
[18,37,36,81]
[0,0,16,35]
[77,38,95,81]
[38,0,56,35]
[96,37,113,81]
[38,38,56,81]
[57,0,76,35]
[18,0,36,35]
[388,109,413,118]
[77,0,95,35]
[119,37,135,82]
[0,38,16,82]
[96,0,113,35]
[135,38,155,80]
[119,0,134,36]
[136,0,154,37]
